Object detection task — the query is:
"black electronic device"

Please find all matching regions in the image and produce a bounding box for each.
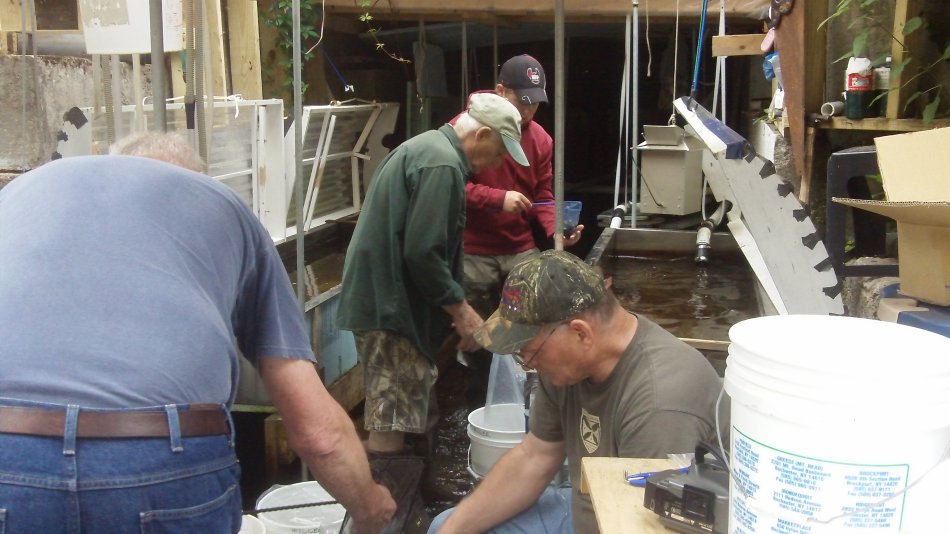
[643,442,730,534]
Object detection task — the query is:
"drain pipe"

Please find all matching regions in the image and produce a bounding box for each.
[609,202,631,229]
[695,200,730,265]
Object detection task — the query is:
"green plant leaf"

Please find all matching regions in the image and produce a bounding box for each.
[902,16,922,36]
[922,96,940,123]
[852,30,869,58]
[943,44,950,61]
[903,91,922,111]
[834,50,853,63]
[891,57,912,78]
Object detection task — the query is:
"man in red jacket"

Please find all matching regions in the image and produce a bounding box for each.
[458,54,585,329]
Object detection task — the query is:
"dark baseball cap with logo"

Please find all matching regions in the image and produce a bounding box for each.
[498,54,548,105]
[475,250,606,355]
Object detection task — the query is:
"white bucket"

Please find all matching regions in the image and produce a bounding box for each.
[239,514,266,534]
[724,315,950,533]
[256,482,345,534]
[467,403,526,478]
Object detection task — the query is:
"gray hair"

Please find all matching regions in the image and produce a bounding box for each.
[453,112,504,148]
[109,132,205,173]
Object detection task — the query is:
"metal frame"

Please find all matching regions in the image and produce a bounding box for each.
[284,102,398,235]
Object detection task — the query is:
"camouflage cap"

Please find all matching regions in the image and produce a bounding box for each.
[475,250,606,355]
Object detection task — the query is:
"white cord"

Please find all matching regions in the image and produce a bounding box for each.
[304,0,327,55]
[644,0,652,77]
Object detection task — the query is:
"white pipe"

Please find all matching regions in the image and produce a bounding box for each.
[613,15,630,210]
[609,203,630,229]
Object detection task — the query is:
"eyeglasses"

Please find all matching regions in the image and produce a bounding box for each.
[512,322,567,370]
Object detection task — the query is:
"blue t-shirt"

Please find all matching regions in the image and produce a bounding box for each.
[0,155,314,408]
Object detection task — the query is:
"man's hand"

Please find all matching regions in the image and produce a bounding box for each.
[563,224,585,247]
[445,300,485,352]
[502,191,531,213]
[349,482,397,534]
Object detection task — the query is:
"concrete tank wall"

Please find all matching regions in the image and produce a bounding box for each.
[0,55,152,178]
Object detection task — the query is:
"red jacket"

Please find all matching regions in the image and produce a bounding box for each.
[452,90,555,256]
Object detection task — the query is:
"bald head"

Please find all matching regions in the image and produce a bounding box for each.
[110,132,205,173]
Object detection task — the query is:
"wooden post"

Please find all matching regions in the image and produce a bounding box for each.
[226,0,263,99]
[775,0,827,182]
[886,0,924,119]
[204,0,229,97]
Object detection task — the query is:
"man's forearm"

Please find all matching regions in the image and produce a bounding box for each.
[438,436,564,533]
[260,357,394,531]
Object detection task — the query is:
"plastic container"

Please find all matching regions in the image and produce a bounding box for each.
[845,57,874,119]
[562,201,582,237]
[256,482,346,534]
[724,315,950,534]
[467,403,526,478]
[485,354,525,409]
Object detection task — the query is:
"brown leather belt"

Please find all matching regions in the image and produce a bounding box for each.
[0,404,229,439]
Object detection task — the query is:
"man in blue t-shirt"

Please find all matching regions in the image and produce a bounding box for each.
[0,133,395,533]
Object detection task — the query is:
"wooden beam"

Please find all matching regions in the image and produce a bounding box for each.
[712,34,765,57]
[204,0,229,97]
[886,0,924,119]
[820,116,950,132]
[0,0,22,54]
[321,0,769,22]
[327,362,365,413]
[226,0,263,100]
[775,0,827,180]
[170,51,187,99]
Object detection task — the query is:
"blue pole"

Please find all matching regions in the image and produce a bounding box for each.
[690,0,710,102]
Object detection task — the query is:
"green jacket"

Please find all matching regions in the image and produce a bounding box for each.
[337,124,470,361]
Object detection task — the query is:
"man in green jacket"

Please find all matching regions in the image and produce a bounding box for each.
[338,93,528,456]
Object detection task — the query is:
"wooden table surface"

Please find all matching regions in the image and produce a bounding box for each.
[579,457,677,534]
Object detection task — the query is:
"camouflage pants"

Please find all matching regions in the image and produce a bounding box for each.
[463,249,540,319]
[355,330,438,434]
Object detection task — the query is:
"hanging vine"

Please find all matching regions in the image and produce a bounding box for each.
[358,0,411,64]
[260,0,323,103]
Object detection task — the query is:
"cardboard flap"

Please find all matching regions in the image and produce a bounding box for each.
[875,128,950,202]
[833,198,950,226]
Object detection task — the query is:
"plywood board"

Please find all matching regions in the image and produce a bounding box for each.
[712,34,765,56]
[226,0,263,99]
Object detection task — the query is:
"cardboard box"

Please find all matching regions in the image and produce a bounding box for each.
[834,127,950,306]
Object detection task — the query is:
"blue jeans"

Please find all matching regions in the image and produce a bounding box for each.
[428,486,573,534]
[0,400,242,534]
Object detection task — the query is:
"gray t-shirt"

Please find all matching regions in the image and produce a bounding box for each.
[0,155,314,409]
[530,315,725,533]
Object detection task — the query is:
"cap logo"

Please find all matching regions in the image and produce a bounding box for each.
[526,67,541,85]
[500,284,523,312]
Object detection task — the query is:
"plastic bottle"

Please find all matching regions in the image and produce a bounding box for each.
[873,56,892,117]
[845,57,873,119]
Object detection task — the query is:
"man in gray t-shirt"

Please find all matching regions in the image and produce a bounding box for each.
[0,133,394,533]
[430,250,726,533]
